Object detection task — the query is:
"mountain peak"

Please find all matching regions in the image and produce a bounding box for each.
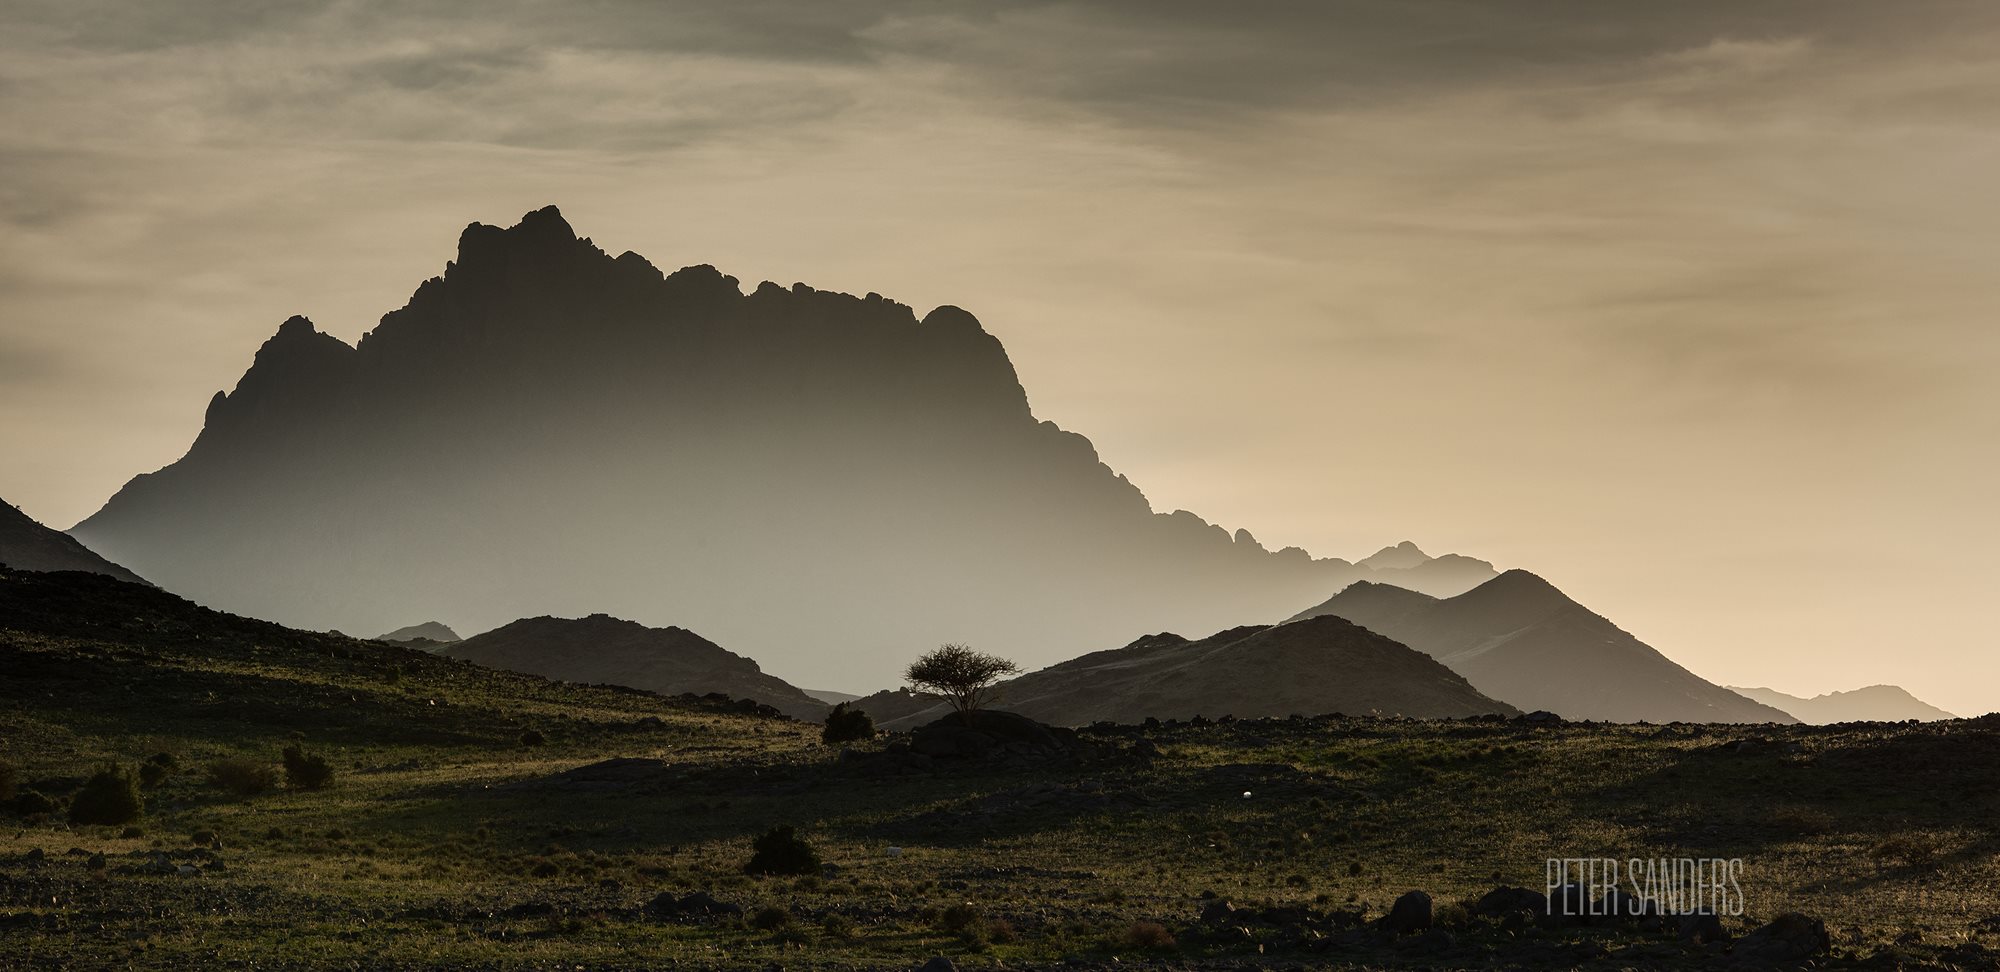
[73,204,1500,690]
[920,304,988,336]
[516,204,575,239]
[1358,540,1432,570]
[1467,568,1570,604]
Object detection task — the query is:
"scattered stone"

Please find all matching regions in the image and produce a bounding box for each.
[917,958,958,972]
[1735,913,1829,962]
[1549,883,1593,924]
[1678,910,1728,945]
[1600,888,1659,922]
[644,890,742,921]
[1199,900,1240,926]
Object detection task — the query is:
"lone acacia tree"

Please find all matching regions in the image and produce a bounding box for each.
[904,643,1021,724]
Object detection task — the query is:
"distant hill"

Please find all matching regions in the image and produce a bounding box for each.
[847,688,943,726]
[0,498,147,585]
[803,688,862,705]
[68,205,1494,689]
[1290,571,1796,724]
[377,621,461,644]
[1728,684,1957,724]
[871,614,1517,729]
[445,615,828,720]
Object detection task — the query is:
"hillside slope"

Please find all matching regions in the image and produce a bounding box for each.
[875,615,1518,728]
[0,498,147,584]
[447,615,828,720]
[1290,572,1795,724]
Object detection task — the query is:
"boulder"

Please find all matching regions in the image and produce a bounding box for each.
[1383,890,1432,934]
[1678,910,1728,944]
[1549,883,1594,924]
[1472,885,1548,918]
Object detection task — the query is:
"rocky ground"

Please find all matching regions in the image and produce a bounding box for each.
[4,568,2000,969]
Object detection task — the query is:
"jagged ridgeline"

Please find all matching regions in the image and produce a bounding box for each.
[72,207,1491,688]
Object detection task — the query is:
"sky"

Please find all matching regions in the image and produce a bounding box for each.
[2,1,1996,714]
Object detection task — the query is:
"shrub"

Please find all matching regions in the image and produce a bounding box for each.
[938,903,983,934]
[1121,920,1177,951]
[282,746,335,790]
[750,906,792,931]
[138,762,171,789]
[519,729,547,747]
[821,703,876,744]
[69,766,144,826]
[0,763,16,802]
[985,917,1018,944]
[11,790,58,817]
[820,913,856,940]
[146,752,179,770]
[119,825,143,839]
[207,757,278,796]
[744,825,822,876]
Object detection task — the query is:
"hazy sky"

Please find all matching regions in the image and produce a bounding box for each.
[4,1,1996,713]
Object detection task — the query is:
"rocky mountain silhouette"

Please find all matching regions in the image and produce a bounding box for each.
[377,621,461,644]
[444,614,827,720]
[69,206,1495,688]
[1349,542,1500,597]
[0,498,147,585]
[868,614,1518,728]
[1289,571,1796,724]
[1727,684,1958,724]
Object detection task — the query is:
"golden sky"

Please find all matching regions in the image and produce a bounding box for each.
[3,1,1996,712]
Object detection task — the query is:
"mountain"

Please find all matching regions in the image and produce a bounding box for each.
[444,614,828,720]
[377,621,461,644]
[803,688,862,705]
[1727,684,1958,724]
[869,615,1517,729]
[0,498,148,585]
[1289,571,1796,724]
[1358,541,1430,570]
[846,687,944,726]
[69,205,1496,689]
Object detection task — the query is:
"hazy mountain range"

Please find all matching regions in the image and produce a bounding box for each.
[68,206,1495,688]
[375,621,462,649]
[1728,685,1956,724]
[0,498,147,585]
[1289,571,1797,724]
[443,614,829,720]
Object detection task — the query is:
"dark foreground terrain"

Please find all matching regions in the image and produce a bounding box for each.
[3,568,1998,970]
